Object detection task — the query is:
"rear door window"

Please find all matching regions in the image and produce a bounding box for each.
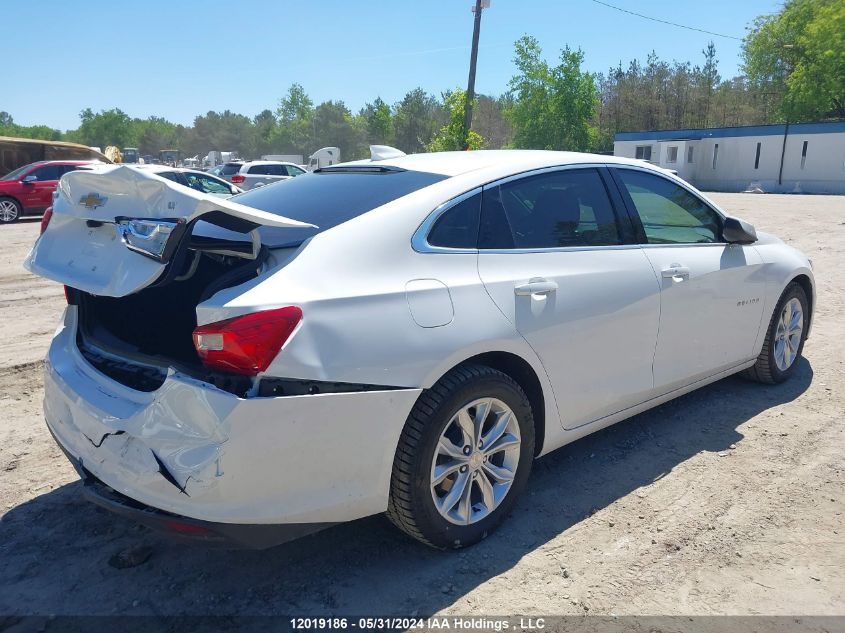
[479,168,623,249]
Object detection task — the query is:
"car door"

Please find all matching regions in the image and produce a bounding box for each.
[476,166,661,429]
[243,164,270,189]
[23,164,64,210]
[611,166,766,393]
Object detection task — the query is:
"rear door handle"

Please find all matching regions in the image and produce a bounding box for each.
[514,278,558,296]
[661,265,691,281]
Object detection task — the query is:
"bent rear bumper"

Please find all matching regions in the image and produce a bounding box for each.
[45,306,422,527]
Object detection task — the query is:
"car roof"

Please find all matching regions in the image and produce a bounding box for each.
[238,160,300,166]
[128,165,222,177]
[344,150,657,178]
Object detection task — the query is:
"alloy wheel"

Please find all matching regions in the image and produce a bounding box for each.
[774,297,803,371]
[430,397,521,526]
[0,200,19,222]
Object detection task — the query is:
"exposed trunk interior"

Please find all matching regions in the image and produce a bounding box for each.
[75,247,264,395]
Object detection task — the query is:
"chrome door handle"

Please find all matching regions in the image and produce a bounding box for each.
[661,265,691,281]
[514,278,558,296]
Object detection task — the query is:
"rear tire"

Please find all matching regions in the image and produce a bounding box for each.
[387,364,535,549]
[0,197,21,223]
[742,282,808,384]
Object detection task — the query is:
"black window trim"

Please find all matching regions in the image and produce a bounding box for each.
[607,164,727,247]
[413,163,640,254]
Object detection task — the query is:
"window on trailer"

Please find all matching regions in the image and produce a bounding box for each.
[754,142,762,169]
[801,141,808,169]
[667,147,678,163]
[712,144,719,169]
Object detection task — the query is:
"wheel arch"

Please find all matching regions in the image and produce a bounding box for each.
[788,273,814,337]
[428,351,548,457]
[0,194,22,206]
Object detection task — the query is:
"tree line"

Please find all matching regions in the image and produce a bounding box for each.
[2,0,841,159]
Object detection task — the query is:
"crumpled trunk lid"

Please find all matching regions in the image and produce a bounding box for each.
[24,165,312,297]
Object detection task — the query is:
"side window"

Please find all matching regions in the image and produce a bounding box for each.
[285,165,305,177]
[186,173,231,195]
[266,164,287,176]
[479,168,622,249]
[616,169,722,245]
[248,165,269,175]
[158,171,180,183]
[427,192,481,249]
[31,165,62,181]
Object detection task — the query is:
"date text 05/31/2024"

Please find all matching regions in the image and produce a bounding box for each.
[289,617,546,631]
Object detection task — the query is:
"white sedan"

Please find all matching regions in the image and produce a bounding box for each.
[26,151,814,549]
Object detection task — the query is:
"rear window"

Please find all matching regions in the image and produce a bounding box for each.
[232,169,448,248]
[219,163,242,176]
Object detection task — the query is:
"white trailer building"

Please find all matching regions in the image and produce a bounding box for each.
[614,121,845,193]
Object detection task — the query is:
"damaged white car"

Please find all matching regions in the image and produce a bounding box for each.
[27,151,814,549]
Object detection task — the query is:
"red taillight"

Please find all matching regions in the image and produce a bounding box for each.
[192,307,302,376]
[164,521,215,536]
[64,285,71,304]
[40,207,53,234]
[231,174,245,184]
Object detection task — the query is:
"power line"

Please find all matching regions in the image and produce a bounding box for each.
[589,0,743,41]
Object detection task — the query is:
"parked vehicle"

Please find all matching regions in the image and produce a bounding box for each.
[133,164,243,197]
[307,146,340,170]
[0,160,101,223]
[159,149,181,166]
[123,148,141,164]
[219,160,305,190]
[26,151,814,549]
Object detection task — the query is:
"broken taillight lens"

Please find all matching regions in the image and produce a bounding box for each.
[192,307,302,376]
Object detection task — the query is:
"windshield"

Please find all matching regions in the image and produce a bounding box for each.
[203,168,448,248]
[1,164,36,181]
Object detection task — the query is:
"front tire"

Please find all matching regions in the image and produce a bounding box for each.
[387,364,535,549]
[0,197,21,223]
[742,282,809,384]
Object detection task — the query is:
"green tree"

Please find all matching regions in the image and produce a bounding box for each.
[276,83,314,157]
[393,88,443,153]
[136,116,180,156]
[744,0,845,120]
[427,89,484,151]
[311,101,367,160]
[252,109,278,157]
[72,108,137,149]
[361,97,394,145]
[506,35,597,151]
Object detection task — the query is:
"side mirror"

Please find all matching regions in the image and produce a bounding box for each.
[22,175,37,184]
[722,216,757,244]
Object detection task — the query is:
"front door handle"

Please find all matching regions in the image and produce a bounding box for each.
[661,265,691,281]
[514,278,558,296]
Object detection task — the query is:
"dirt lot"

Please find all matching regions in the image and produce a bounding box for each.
[0,194,843,618]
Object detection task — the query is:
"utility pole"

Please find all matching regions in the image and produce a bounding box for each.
[462,0,487,150]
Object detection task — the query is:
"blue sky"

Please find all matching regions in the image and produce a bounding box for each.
[5,0,779,131]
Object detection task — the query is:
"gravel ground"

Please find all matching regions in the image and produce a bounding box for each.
[0,193,842,617]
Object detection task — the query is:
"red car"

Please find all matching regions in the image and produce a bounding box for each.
[0,160,101,224]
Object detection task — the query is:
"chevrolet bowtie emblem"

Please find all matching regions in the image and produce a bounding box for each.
[79,193,108,209]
